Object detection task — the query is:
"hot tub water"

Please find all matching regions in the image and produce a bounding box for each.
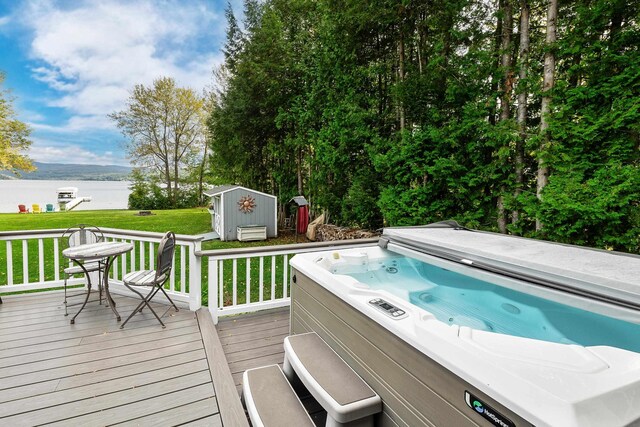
[337,256,640,353]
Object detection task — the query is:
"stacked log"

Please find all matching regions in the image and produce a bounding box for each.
[315,224,379,241]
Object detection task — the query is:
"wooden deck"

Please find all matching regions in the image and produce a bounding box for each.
[217,308,290,394]
[0,291,247,427]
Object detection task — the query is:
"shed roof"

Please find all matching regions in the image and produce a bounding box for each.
[203,184,240,197]
[289,196,308,206]
[203,184,277,200]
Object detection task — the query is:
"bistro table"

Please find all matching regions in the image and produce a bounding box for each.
[63,241,134,324]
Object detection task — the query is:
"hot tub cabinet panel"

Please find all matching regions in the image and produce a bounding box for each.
[291,269,533,427]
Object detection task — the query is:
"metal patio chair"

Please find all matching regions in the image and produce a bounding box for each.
[62,224,106,316]
[120,231,178,329]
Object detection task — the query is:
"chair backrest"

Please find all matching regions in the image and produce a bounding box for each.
[155,231,176,281]
[32,204,41,213]
[62,224,104,248]
[46,204,54,212]
[18,204,27,213]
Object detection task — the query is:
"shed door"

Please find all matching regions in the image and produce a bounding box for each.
[213,196,222,234]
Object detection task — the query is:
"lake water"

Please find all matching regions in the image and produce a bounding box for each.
[0,180,131,213]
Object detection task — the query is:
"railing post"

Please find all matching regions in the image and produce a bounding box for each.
[189,240,202,311]
[208,257,219,324]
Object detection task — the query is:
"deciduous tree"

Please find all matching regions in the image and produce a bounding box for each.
[0,72,34,174]
[110,77,207,208]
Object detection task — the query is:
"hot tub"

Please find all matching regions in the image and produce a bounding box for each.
[289,223,640,427]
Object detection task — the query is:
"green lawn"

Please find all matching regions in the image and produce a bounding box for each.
[0,208,211,235]
[0,208,305,304]
[0,208,303,249]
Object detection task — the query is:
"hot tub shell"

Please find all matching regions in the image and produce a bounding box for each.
[289,224,640,427]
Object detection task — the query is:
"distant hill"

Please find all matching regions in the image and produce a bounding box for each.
[0,162,132,181]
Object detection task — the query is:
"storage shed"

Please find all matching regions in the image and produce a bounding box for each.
[204,185,278,241]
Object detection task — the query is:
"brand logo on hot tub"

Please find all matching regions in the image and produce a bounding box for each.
[465,391,515,427]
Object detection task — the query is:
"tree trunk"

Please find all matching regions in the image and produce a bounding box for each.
[164,162,172,204]
[398,31,406,132]
[514,0,530,225]
[198,139,208,206]
[173,137,180,208]
[499,0,513,123]
[497,187,507,234]
[536,0,558,231]
[497,0,513,234]
[297,145,303,195]
[489,5,503,126]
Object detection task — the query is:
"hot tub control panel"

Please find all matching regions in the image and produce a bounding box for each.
[369,298,406,319]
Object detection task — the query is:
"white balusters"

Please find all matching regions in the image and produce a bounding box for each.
[271,256,276,300]
[283,255,289,298]
[180,245,186,293]
[0,229,204,311]
[53,238,60,281]
[232,259,238,306]
[38,239,44,283]
[246,258,251,304]
[6,241,13,286]
[139,241,145,270]
[22,240,28,284]
[259,256,264,302]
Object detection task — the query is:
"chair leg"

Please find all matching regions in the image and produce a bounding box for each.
[120,300,147,329]
[140,286,167,326]
[64,275,69,316]
[158,286,179,311]
[119,285,146,328]
[120,282,179,329]
[120,286,166,329]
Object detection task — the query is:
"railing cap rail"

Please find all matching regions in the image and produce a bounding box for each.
[100,227,203,242]
[0,228,203,243]
[197,237,379,257]
[0,229,66,238]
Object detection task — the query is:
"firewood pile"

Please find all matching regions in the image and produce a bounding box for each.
[314,224,379,241]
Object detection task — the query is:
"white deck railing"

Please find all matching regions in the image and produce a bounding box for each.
[0,228,202,310]
[199,239,378,324]
[0,228,378,322]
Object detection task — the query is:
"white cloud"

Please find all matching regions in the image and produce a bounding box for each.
[31,66,77,91]
[29,114,115,133]
[29,138,128,166]
[22,0,225,132]
[14,106,46,122]
[0,16,10,27]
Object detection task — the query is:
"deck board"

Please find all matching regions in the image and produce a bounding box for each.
[197,309,249,427]
[0,327,201,370]
[0,291,230,426]
[0,350,205,404]
[115,397,221,426]
[217,307,290,393]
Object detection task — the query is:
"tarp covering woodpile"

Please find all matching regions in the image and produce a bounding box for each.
[315,224,379,241]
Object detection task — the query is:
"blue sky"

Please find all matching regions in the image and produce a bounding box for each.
[0,0,237,166]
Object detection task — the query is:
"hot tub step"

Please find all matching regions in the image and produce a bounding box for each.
[283,332,382,426]
[242,364,314,427]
